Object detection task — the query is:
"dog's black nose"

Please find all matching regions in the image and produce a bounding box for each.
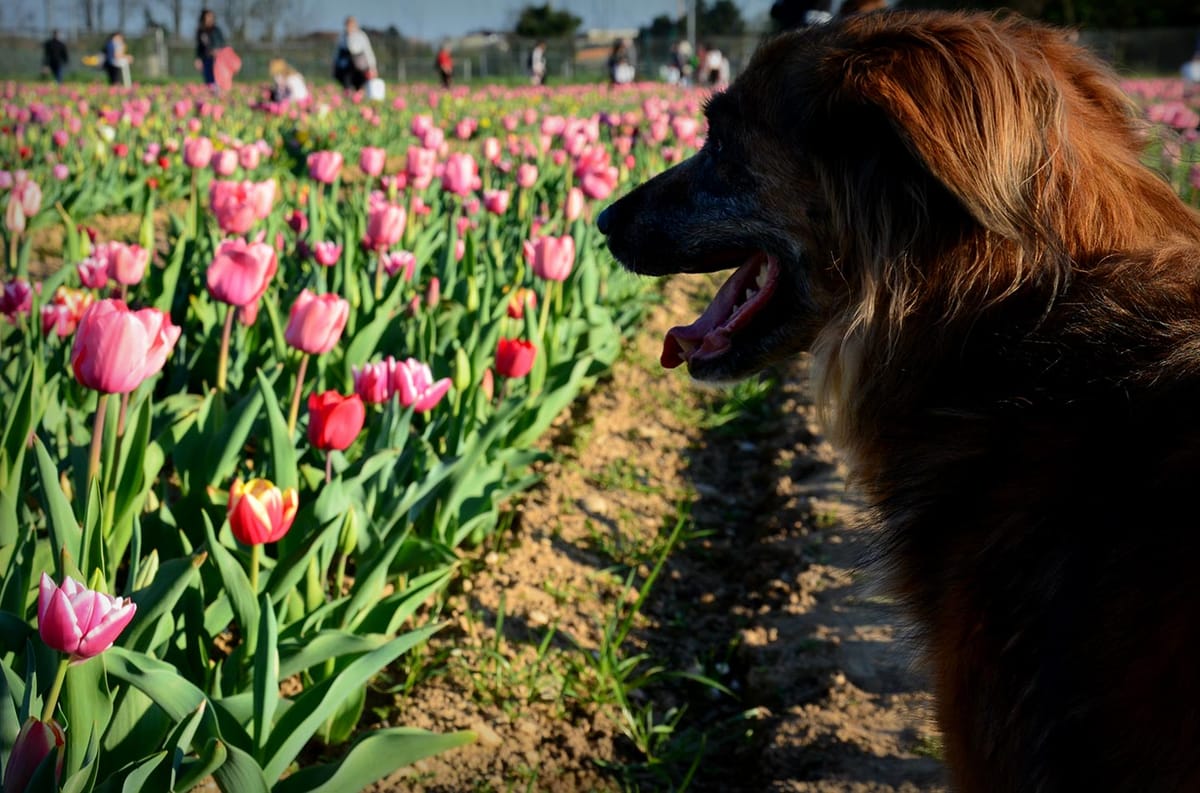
[596,205,612,235]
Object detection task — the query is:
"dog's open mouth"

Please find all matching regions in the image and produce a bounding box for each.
[662,253,780,369]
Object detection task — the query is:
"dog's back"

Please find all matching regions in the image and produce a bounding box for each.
[600,10,1200,791]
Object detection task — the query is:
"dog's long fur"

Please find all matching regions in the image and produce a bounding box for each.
[599,10,1200,792]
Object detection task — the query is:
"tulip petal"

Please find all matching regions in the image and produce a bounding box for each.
[39,587,83,654]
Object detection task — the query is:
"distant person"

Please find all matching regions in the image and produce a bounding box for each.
[529,40,547,86]
[333,16,376,91]
[668,39,693,85]
[838,0,887,15]
[102,32,131,86]
[608,40,633,85]
[703,43,724,87]
[770,0,832,29]
[269,58,308,103]
[435,42,454,88]
[42,30,69,83]
[194,8,226,88]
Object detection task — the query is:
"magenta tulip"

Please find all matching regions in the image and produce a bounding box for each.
[285,289,348,354]
[3,718,65,792]
[206,238,278,307]
[38,573,137,660]
[352,358,394,404]
[381,250,416,280]
[0,278,33,322]
[483,189,511,215]
[394,357,452,412]
[71,300,180,394]
[77,257,109,289]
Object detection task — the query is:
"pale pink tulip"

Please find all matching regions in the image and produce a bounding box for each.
[393,357,452,412]
[359,146,386,177]
[207,238,278,306]
[285,289,348,354]
[524,234,575,282]
[70,299,180,393]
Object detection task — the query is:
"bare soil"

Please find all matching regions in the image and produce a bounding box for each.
[372,276,948,792]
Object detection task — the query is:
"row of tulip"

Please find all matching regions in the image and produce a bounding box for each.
[0,78,708,792]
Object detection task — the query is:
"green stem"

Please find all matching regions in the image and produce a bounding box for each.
[7,230,18,278]
[286,354,310,437]
[41,657,70,722]
[216,304,235,393]
[334,552,348,598]
[535,280,552,343]
[86,394,110,498]
[250,543,260,593]
[325,450,332,484]
[373,251,385,301]
[117,391,130,438]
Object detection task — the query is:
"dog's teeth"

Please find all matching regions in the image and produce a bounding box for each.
[745,288,757,302]
[756,269,769,289]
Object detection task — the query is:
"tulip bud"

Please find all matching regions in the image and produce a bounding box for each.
[454,345,472,392]
[3,717,65,793]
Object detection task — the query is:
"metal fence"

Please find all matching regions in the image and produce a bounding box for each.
[3,27,1200,85]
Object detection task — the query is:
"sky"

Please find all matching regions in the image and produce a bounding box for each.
[5,0,778,40]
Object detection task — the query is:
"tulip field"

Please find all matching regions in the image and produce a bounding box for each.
[0,77,708,792]
[3,69,1198,793]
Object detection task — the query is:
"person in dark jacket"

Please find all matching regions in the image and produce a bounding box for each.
[42,30,69,83]
[195,8,226,88]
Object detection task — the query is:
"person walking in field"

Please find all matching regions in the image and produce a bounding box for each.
[195,8,226,88]
[435,42,454,88]
[42,30,69,84]
[529,40,547,86]
[102,32,132,86]
[333,17,377,92]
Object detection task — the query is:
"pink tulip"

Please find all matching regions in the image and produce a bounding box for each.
[209,180,258,235]
[411,114,434,137]
[381,250,417,279]
[516,163,538,189]
[359,146,386,177]
[52,129,70,147]
[5,197,25,234]
[312,241,342,267]
[364,194,406,251]
[207,238,278,307]
[524,234,575,282]
[483,189,510,215]
[238,144,260,171]
[52,163,70,181]
[285,289,349,354]
[287,209,308,235]
[38,572,137,659]
[454,238,466,262]
[77,257,109,289]
[352,357,394,404]
[248,179,276,221]
[71,299,180,393]
[394,357,452,412]
[406,146,437,189]
[482,136,502,163]
[426,276,441,308]
[211,149,239,176]
[307,150,344,184]
[95,241,149,286]
[565,187,585,221]
[442,152,481,196]
[13,177,42,217]
[422,127,445,150]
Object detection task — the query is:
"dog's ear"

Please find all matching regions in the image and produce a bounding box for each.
[837,17,1064,241]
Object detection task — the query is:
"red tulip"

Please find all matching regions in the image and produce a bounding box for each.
[307,390,365,451]
[227,477,299,545]
[496,337,536,378]
[206,238,278,307]
[41,286,93,338]
[507,287,537,319]
[70,299,180,393]
[285,289,348,354]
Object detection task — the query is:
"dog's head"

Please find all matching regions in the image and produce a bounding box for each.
[599,11,1187,394]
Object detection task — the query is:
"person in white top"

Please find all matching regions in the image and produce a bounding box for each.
[333,16,376,91]
[269,59,308,103]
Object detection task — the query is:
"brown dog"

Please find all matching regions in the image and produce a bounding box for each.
[598,10,1200,792]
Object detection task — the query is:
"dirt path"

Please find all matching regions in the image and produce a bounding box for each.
[377,276,948,792]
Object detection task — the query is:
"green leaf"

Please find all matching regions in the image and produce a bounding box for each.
[275,631,389,680]
[104,648,207,722]
[33,436,82,575]
[119,751,169,793]
[173,737,227,792]
[251,594,278,760]
[211,739,270,793]
[123,552,206,653]
[64,656,112,780]
[255,368,298,493]
[273,727,476,793]
[260,623,443,783]
[204,384,266,489]
[202,513,259,655]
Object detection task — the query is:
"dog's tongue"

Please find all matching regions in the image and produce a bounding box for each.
[662,253,778,369]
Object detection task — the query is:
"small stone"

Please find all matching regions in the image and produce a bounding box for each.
[484,551,500,566]
[580,494,609,515]
[471,721,503,747]
[528,609,550,627]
